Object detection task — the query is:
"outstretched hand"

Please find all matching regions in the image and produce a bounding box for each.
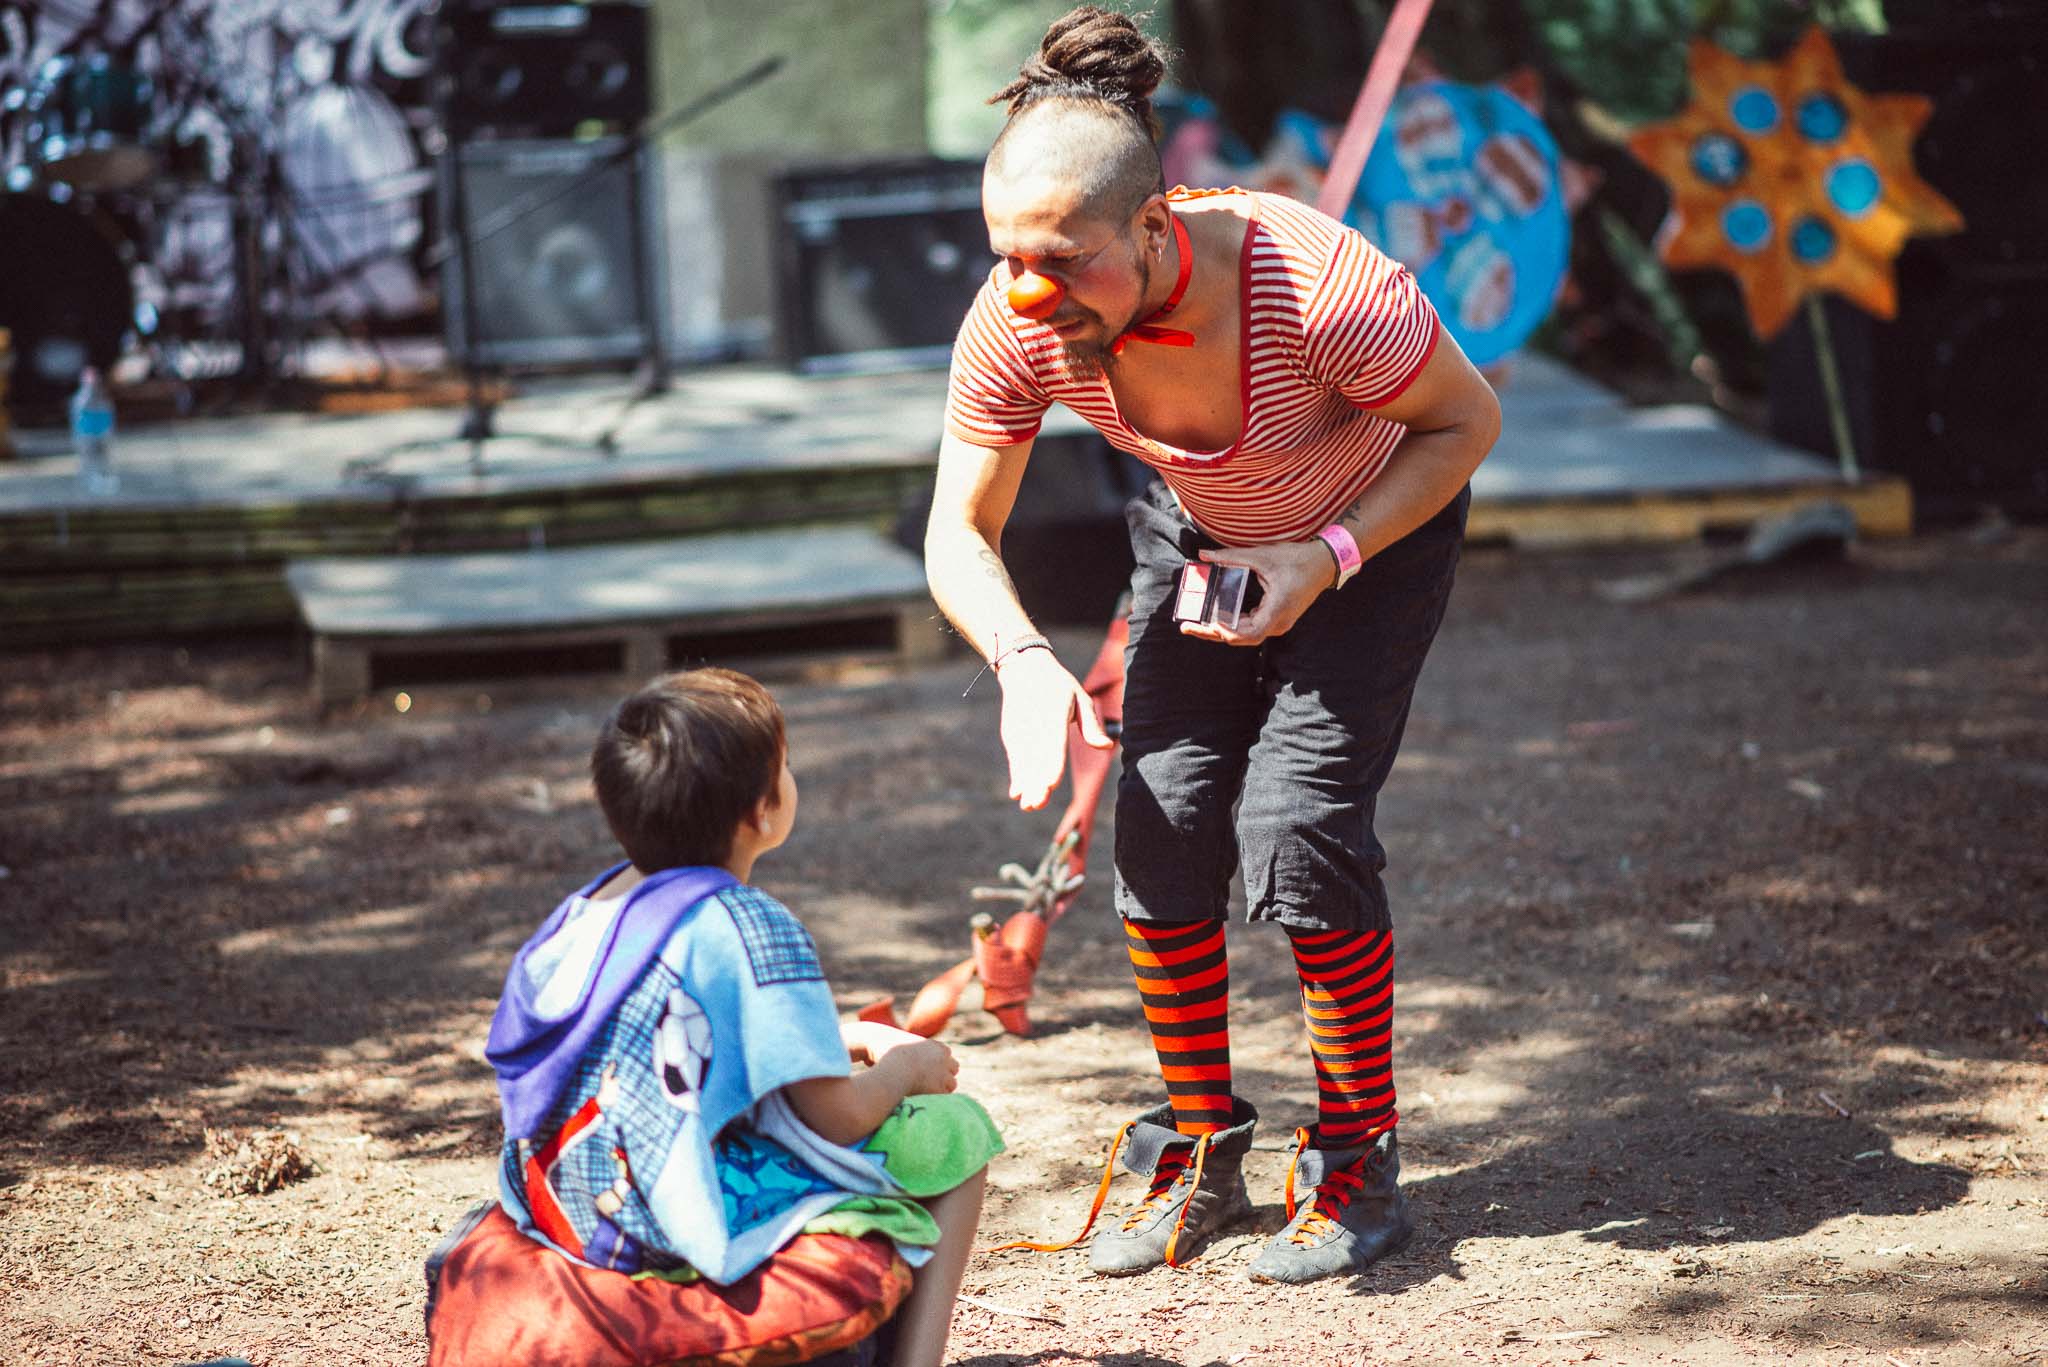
[1178,541,1339,647]
[997,649,1114,811]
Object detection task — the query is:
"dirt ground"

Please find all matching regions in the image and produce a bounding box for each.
[3,525,2045,1367]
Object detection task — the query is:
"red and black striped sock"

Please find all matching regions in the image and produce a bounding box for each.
[1287,927,1397,1148]
[1123,919,1233,1136]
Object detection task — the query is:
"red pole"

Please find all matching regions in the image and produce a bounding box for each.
[1315,0,1437,219]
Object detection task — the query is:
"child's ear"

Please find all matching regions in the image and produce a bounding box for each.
[746,791,778,834]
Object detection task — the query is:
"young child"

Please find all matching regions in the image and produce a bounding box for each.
[484,667,1000,1367]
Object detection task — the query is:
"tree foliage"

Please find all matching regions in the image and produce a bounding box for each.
[1517,0,1886,122]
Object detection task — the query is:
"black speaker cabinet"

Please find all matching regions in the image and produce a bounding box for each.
[442,2,650,138]
[440,137,662,368]
[893,430,1153,625]
[1003,434,1156,624]
[773,159,992,374]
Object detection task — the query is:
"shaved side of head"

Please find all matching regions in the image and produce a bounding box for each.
[987,99,1163,225]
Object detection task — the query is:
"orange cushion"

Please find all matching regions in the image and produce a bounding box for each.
[427,1205,909,1367]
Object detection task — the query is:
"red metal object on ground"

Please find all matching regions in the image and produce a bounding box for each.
[865,617,1128,1038]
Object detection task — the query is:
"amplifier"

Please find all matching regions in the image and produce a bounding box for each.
[440,137,662,369]
[441,2,651,138]
[773,159,992,374]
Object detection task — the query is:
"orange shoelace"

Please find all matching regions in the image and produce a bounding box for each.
[1280,1126,1371,1245]
[986,1123,1215,1268]
[1122,1150,1192,1230]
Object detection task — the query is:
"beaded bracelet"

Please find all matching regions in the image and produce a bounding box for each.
[991,632,1053,671]
[962,632,1054,698]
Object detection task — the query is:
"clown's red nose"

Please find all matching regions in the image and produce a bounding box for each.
[1006,272,1064,320]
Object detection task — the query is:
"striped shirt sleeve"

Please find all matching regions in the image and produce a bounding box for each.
[1304,229,1441,410]
[945,275,1052,447]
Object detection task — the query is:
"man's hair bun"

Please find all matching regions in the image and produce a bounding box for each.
[991,6,1168,138]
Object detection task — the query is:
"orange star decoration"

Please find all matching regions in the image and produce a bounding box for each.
[1627,27,1963,338]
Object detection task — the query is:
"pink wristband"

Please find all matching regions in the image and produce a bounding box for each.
[1315,524,1363,589]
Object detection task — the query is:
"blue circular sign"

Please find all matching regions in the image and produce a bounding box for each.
[1345,81,1571,366]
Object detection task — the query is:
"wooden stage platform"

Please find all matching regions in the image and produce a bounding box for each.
[0,356,1908,648]
[288,526,945,704]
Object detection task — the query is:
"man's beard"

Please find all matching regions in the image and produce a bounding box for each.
[1057,338,1109,382]
[1057,242,1154,383]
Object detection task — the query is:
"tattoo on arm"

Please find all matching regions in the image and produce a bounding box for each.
[977,545,1018,598]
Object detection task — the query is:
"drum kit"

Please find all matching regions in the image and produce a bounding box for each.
[0,0,434,413]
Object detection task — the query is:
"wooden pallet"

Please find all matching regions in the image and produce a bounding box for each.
[287,526,946,704]
[1465,475,1913,548]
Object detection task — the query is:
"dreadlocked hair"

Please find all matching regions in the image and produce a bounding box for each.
[990,6,1169,141]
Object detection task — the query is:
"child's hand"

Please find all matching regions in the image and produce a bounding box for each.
[842,1019,927,1066]
[787,1033,960,1145]
[842,1021,876,1066]
[886,1037,960,1097]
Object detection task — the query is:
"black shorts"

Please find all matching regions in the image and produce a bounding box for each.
[1113,480,1469,934]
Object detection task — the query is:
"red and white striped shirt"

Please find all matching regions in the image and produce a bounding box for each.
[945,189,1440,545]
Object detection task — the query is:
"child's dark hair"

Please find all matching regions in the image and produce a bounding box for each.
[591,668,785,872]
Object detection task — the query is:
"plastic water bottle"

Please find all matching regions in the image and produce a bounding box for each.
[71,366,117,496]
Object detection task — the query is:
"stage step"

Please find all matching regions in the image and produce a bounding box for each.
[285,525,946,705]
[0,461,931,647]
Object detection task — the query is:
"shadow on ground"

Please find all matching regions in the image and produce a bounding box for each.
[0,536,2040,1311]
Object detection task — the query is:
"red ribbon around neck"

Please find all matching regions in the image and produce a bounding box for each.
[1110,214,1196,356]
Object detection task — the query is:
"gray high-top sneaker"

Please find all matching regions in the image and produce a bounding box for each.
[1246,1126,1413,1284]
[1087,1098,1257,1275]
